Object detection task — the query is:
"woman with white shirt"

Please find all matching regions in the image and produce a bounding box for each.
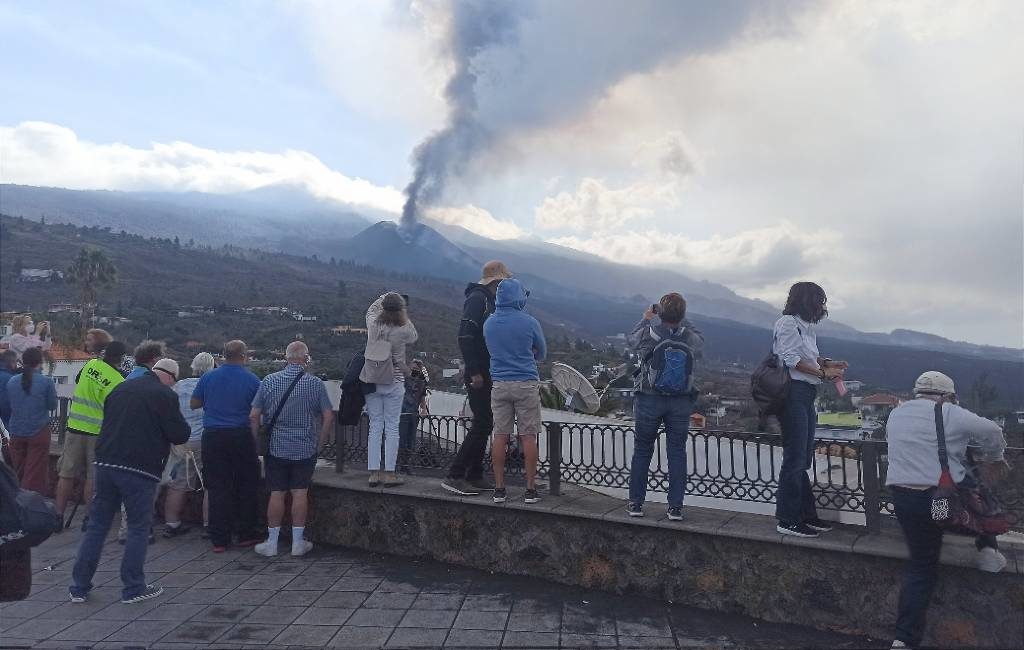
[362,293,418,488]
[772,282,847,538]
[2,315,51,362]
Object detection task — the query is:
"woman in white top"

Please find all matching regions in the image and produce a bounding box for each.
[771,282,847,538]
[363,293,418,487]
[2,315,52,361]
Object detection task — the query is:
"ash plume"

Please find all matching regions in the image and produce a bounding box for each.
[400,1,801,229]
[401,1,522,229]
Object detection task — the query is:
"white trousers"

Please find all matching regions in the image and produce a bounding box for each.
[365,381,405,471]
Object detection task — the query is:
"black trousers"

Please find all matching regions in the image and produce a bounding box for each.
[202,427,261,547]
[446,379,493,481]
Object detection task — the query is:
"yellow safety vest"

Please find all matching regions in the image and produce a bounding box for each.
[67,359,124,436]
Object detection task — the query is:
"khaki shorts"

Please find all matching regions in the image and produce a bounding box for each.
[57,432,96,481]
[491,381,542,437]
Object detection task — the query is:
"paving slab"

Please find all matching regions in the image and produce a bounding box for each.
[292,607,355,626]
[398,608,458,629]
[327,624,394,648]
[271,623,340,646]
[216,623,286,644]
[443,629,505,648]
[502,630,559,647]
[385,626,451,647]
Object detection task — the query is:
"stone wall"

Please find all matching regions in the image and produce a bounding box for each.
[309,474,1023,649]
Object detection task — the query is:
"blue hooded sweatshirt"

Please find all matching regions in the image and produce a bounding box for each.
[483,279,547,382]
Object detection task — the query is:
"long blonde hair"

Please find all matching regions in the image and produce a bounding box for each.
[11,314,31,335]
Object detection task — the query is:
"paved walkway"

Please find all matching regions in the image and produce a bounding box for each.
[1,524,877,649]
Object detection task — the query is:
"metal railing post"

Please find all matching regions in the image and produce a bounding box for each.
[861,441,881,534]
[546,422,562,496]
[334,412,344,474]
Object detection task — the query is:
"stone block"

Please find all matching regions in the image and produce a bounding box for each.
[385,626,449,647]
[327,625,393,648]
[293,607,355,626]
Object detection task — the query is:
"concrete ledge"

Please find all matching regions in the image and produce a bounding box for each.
[309,469,1024,649]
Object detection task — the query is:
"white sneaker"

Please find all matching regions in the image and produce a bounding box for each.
[977,547,1007,573]
[891,640,909,649]
[291,539,314,557]
[254,540,278,557]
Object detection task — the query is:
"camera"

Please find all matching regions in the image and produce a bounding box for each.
[650,303,659,315]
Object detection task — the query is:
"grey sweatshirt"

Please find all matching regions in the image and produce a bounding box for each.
[885,399,1005,487]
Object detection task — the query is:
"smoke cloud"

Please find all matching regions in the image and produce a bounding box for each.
[400,0,800,226]
[400,1,522,227]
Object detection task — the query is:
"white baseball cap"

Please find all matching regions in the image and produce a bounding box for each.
[914,371,955,396]
[153,358,180,381]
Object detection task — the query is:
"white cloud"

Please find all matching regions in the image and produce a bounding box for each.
[427,204,523,240]
[534,177,680,232]
[550,222,841,290]
[294,1,449,129]
[0,121,404,214]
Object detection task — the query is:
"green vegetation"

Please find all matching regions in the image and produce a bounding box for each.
[817,412,863,427]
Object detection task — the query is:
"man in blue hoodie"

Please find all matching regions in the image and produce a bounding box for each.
[483,278,547,504]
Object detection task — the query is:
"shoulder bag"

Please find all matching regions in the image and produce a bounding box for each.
[258,371,305,457]
[359,333,395,385]
[930,402,1010,536]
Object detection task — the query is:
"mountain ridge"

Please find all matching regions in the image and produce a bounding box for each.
[1,183,1018,361]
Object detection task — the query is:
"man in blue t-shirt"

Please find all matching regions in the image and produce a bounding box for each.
[190,340,261,552]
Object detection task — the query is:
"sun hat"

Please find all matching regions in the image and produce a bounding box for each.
[479,260,512,286]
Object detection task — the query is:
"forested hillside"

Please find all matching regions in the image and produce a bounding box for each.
[2,215,1021,409]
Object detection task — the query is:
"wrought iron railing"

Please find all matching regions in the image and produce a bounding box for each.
[328,413,1023,535]
[46,398,1021,535]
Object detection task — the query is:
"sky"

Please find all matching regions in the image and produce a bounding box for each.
[1,0,1022,347]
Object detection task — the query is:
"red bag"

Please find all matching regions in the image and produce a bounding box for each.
[929,403,1010,536]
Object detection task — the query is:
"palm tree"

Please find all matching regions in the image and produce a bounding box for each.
[66,248,117,325]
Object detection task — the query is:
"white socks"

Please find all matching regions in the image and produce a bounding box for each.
[292,526,304,542]
[266,527,280,546]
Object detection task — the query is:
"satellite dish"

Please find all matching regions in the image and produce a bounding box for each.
[550,363,602,414]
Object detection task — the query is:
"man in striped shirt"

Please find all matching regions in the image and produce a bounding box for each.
[250,341,334,557]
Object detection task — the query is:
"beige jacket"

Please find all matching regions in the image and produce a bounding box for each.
[365,295,418,380]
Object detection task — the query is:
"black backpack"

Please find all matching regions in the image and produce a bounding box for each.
[750,323,801,417]
[0,458,59,551]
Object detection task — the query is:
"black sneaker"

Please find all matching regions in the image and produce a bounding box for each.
[79,514,89,532]
[524,488,541,504]
[467,477,496,491]
[777,522,819,538]
[667,507,683,521]
[121,584,163,604]
[804,518,833,532]
[493,488,507,503]
[163,524,191,539]
[626,502,644,517]
[440,479,481,496]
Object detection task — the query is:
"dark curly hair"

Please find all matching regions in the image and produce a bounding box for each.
[133,339,166,367]
[783,282,828,323]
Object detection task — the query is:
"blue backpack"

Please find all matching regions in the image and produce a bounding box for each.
[640,327,695,396]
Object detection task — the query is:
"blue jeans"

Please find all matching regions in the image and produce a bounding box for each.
[365,381,405,471]
[775,379,819,525]
[71,467,157,601]
[628,393,692,508]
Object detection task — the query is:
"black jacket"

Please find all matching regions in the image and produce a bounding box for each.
[95,371,190,481]
[457,283,495,380]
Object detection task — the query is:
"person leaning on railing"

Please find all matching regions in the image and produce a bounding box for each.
[885,371,1008,650]
[625,292,704,521]
[772,282,847,538]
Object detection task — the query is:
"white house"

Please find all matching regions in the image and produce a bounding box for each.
[19,268,63,282]
[46,343,93,399]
